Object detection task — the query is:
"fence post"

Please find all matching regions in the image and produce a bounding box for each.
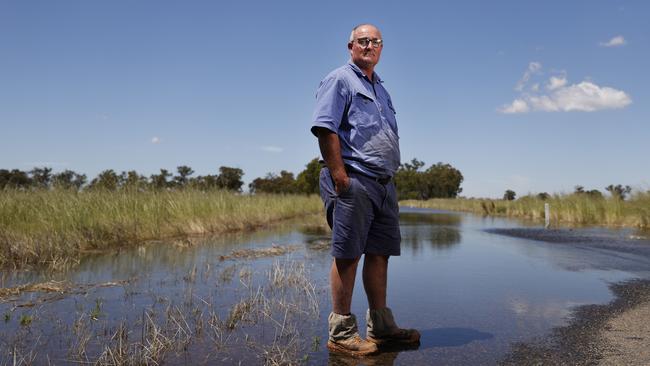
[544,203,550,228]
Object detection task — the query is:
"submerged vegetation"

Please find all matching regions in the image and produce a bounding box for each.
[0,189,322,268]
[402,190,650,228]
[1,258,324,365]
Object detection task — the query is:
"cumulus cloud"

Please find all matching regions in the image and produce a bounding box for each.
[260,145,283,153]
[499,99,529,114]
[515,62,542,91]
[600,35,626,47]
[547,76,567,90]
[151,136,161,144]
[499,64,631,114]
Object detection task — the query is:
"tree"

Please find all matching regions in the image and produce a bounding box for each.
[503,189,516,201]
[174,165,194,187]
[423,162,464,199]
[605,184,632,200]
[150,169,172,190]
[52,170,87,190]
[295,158,321,194]
[394,160,463,200]
[217,166,244,191]
[394,159,427,200]
[574,185,585,194]
[88,170,120,191]
[30,167,52,189]
[0,169,32,189]
[249,170,298,194]
[122,170,147,191]
[537,192,550,200]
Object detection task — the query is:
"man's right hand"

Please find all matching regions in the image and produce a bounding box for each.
[316,128,350,195]
[333,173,351,195]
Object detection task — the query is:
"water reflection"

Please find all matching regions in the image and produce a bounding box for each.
[328,351,399,366]
[400,212,462,252]
[419,328,494,348]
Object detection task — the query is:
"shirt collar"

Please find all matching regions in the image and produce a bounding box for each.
[348,61,383,84]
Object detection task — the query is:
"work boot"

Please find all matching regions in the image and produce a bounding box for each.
[366,307,421,345]
[327,312,379,356]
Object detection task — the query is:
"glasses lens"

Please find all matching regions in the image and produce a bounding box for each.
[372,39,383,47]
[357,38,370,47]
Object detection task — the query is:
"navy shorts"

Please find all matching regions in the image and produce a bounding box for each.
[319,167,401,259]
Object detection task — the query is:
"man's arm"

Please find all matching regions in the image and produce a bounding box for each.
[316,128,349,195]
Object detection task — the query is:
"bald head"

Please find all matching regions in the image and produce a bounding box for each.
[349,24,382,43]
[348,24,383,78]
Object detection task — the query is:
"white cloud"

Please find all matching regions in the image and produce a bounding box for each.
[515,62,542,91]
[260,145,283,153]
[151,136,161,144]
[600,35,626,47]
[498,99,529,114]
[500,66,632,114]
[547,76,567,90]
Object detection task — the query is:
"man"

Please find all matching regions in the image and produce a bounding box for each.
[311,24,421,356]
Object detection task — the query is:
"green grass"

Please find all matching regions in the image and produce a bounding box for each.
[401,191,650,228]
[0,189,322,268]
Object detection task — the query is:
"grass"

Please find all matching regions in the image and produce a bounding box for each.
[401,191,650,229]
[0,189,323,268]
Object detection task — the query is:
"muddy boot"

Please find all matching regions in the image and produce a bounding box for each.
[366,307,420,345]
[327,312,379,356]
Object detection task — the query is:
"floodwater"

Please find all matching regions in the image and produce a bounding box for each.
[1,208,650,365]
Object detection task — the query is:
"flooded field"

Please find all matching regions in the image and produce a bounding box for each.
[2,208,649,365]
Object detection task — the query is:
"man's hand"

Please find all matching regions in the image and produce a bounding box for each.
[316,128,350,195]
[332,171,351,195]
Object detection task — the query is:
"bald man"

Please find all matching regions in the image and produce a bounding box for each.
[311,24,420,356]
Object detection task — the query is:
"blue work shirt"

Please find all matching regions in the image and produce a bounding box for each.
[311,62,401,178]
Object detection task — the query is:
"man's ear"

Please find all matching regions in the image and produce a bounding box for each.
[347,42,353,50]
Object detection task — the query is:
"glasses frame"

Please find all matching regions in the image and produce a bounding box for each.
[354,37,383,48]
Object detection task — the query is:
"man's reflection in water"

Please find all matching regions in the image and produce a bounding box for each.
[328,350,399,366]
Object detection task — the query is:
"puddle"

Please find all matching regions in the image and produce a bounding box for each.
[1,208,647,364]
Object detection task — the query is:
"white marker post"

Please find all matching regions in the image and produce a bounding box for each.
[544,203,550,229]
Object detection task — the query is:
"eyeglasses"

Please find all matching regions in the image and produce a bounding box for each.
[354,37,383,48]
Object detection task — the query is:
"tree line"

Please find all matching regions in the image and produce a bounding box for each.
[0,166,245,192]
[1,158,465,199]
[503,184,636,201]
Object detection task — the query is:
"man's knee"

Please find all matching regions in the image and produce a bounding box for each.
[334,257,361,270]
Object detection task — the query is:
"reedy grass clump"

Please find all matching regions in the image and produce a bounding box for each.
[402,191,650,228]
[0,189,322,268]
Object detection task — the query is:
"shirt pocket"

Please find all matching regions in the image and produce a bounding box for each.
[348,90,380,129]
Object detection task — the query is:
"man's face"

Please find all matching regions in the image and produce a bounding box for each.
[348,25,383,71]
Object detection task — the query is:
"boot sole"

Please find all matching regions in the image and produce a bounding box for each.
[327,341,379,356]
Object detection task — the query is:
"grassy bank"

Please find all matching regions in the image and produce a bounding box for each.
[0,190,322,268]
[401,192,650,228]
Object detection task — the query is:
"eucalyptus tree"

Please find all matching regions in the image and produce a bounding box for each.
[216,166,244,192]
[88,170,120,191]
[295,158,320,194]
[605,184,632,200]
[175,165,194,187]
[30,167,52,189]
[503,190,516,201]
[150,169,172,190]
[52,170,87,190]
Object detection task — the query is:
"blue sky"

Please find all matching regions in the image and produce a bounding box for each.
[1,0,648,198]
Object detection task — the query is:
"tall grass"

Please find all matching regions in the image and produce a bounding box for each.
[0,189,322,268]
[401,191,650,228]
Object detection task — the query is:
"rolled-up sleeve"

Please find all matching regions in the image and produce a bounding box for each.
[311,76,348,137]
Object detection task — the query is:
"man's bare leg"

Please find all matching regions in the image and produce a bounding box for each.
[363,254,421,345]
[362,254,388,310]
[331,257,360,314]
